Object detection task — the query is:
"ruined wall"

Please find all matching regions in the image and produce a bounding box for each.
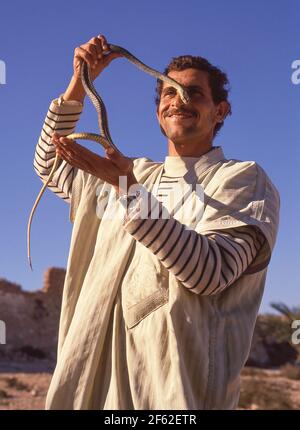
[0,268,65,365]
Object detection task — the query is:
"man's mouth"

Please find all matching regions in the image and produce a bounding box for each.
[167,112,196,121]
[166,111,196,119]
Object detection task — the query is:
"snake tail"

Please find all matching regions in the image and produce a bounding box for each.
[27,154,61,270]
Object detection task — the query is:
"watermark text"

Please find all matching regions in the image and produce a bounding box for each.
[0,60,6,85]
[96,178,204,228]
[0,320,6,344]
[291,60,300,84]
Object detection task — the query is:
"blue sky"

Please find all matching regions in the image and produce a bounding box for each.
[0,0,299,313]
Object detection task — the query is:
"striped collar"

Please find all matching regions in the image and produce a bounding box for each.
[164,146,225,178]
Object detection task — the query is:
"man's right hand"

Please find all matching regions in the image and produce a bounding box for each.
[73,34,122,82]
[63,34,122,103]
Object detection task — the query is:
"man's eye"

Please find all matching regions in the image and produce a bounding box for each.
[187,89,204,97]
[163,89,176,96]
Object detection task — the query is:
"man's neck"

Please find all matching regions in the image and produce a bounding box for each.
[167,139,213,157]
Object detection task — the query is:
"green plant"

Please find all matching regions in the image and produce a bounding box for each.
[270,302,300,323]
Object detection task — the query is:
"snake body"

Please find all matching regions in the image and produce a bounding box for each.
[27,44,189,270]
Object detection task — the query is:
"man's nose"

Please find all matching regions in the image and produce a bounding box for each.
[170,90,185,107]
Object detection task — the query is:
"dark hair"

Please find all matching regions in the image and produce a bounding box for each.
[155,55,232,137]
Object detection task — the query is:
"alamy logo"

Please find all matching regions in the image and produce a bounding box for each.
[291,320,300,345]
[0,320,6,344]
[0,60,6,85]
[291,60,300,85]
[96,179,205,228]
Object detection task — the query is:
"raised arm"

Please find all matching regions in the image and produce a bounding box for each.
[33,34,122,202]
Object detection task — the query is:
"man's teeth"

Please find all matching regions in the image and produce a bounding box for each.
[170,113,193,117]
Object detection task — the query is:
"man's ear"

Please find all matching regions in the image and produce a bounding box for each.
[215,101,231,123]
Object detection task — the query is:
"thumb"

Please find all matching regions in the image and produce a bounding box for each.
[103,51,123,67]
[105,147,120,160]
[105,147,130,168]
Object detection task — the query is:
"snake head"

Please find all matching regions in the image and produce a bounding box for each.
[181,88,190,105]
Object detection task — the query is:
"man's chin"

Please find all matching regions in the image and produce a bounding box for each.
[166,128,197,142]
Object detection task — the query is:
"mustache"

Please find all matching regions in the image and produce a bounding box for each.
[164,108,196,118]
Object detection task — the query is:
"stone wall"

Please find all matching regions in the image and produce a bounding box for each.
[0,268,65,366]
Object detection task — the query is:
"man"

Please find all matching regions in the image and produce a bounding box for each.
[34,35,280,409]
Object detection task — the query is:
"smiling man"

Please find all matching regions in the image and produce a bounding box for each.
[34,35,280,410]
[156,67,229,157]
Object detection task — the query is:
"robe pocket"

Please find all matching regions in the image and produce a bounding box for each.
[123,287,169,329]
[121,243,169,329]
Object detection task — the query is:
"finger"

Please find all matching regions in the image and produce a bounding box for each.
[105,147,124,160]
[57,136,107,167]
[56,146,89,170]
[58,139,98,169]
[105,148,126,171]
[60,139,107,167]
[89,36,104,59]
[51,132,63,145]
[105,147,116,157]
[97,34,110,53]
[56,142,74,156]
[55,145,70,161]
[59,138,92,157]
[86,44,99,63]
[74,46,94,69]
[59,136,76,146]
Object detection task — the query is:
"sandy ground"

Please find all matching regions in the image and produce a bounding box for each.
[0,367,299,410]
[0,373,51,410]
[239,367,300,410]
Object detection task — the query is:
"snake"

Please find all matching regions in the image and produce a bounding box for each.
[27,44,190,270]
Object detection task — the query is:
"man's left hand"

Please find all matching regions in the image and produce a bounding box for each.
[52,132,138,196]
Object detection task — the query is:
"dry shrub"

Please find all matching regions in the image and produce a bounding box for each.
[5,377,29,391]
[239,377,293,410]
[0,389,9,399]
[281,364,300,380]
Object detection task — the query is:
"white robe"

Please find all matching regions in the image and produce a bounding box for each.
[45,147,280,409]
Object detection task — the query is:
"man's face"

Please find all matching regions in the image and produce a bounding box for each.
[156,68,225,145]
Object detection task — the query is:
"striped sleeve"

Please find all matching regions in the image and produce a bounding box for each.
[121,189,266,295]
[33,99,83,203]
